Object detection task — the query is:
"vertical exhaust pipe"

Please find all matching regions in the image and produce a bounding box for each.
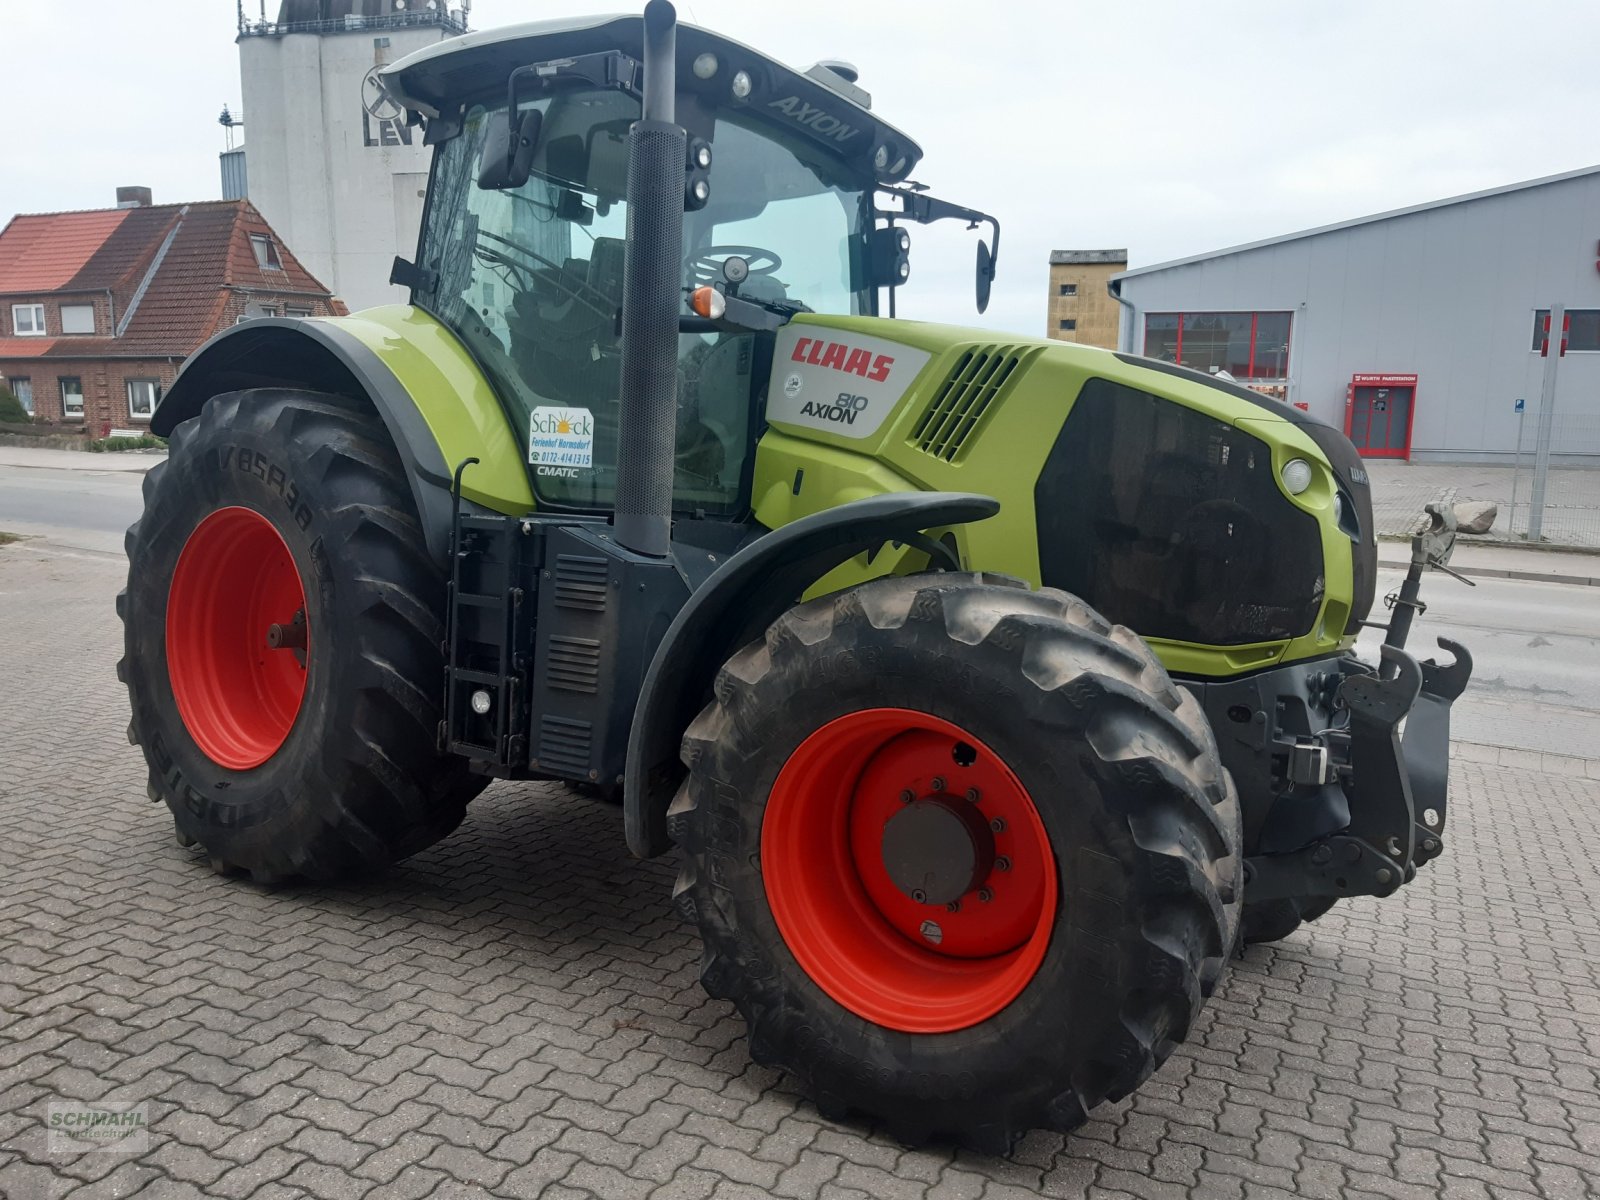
[614,0,684,558]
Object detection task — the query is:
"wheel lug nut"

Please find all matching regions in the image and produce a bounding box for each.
[989,817,1006,833]
[965,788,981,803]
[900,789,915,804]
[931,777,946,793]
[995,856,1011,872]
[978,888,993,903]
[911,889,927,904]
[945,900,961,913]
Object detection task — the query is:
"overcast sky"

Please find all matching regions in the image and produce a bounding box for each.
[4,1,1597,335]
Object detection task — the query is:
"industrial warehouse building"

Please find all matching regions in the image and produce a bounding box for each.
[1107,165,1600,463]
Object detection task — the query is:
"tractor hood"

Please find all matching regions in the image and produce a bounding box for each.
[380,13,924,186]
[755,315,1377,665]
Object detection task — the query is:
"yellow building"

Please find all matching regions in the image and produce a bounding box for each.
[1046,250,1127,349]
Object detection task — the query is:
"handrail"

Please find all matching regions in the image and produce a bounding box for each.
[238,11,467,37]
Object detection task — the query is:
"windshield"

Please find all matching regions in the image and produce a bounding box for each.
[419,86,872,514]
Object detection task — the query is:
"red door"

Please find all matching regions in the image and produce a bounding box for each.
[1344,373,1417,459]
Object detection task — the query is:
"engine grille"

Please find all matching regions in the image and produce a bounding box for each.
[1034,377,1325,647]
[909,348,1023,462]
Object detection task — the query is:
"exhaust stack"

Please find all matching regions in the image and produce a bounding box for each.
[613,0,684,558]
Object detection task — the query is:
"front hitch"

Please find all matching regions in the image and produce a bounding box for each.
[1243,504,1475,905]
[1341,645,1424,873]
[1403,637,1472,865]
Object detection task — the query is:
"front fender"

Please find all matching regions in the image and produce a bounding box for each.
[154,306,533,561]
[623,490,1000,858]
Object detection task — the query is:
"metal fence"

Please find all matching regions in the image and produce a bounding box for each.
[1363,412,1600,549]
[1506,409,1600,548]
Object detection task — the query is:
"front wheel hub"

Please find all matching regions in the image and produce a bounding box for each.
[762,709,1058,1034]
[166,507,310,771]
[881,793,995,906]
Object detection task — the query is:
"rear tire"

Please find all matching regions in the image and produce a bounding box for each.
[118,389,484,882]
[670,573,1242,1150]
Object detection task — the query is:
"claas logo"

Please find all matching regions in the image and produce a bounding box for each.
[791,337,895,383]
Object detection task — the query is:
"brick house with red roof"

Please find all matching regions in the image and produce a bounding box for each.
[0,190,342,433]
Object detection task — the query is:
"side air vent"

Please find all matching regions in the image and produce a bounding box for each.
[546,635,601,694]
[538,714,592,775]
[553,554,608,611]
[909,348,1024,462]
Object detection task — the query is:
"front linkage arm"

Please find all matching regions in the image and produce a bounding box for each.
[1244,503,1474,904]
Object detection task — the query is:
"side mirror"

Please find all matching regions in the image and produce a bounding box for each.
[868,226,911,289]
[478,108,543,190]
[975,240,994,314]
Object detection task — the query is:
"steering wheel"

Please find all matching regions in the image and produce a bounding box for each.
[687,245,783,287]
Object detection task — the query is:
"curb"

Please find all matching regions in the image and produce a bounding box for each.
[1377,560,1600,587]
[1378,532,1600,559]
[1454,740,1600,781]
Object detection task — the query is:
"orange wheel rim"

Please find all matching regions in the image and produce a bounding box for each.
[166,507,309,770]
[761,709,1057,1034]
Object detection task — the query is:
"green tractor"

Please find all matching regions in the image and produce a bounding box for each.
[120,3,1471,1149]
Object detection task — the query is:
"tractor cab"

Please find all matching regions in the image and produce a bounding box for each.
[382,13,995,517]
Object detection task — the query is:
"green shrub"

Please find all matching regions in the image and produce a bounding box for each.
[88,435,167,453]
[0,386,28,424]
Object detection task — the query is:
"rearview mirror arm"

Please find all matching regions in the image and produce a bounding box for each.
[874,187,1002,302]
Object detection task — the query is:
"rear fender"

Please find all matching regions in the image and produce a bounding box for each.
[153,307,534,562]
[623,491,1000,858]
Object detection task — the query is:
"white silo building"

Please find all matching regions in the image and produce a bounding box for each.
[232,0,470,312]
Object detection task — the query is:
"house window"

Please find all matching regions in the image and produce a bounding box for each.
[60,377,84,417]
[10,378,31,414]
[1143,311,1293,380]
[250,234,284,270]
[1059,319,1077,331]
[1059,283,1077,297]
[285,307,313,318]
[1531,309,1600,353]
[60,304,96,335]
[126,379,160,420]
[12,304,46,336]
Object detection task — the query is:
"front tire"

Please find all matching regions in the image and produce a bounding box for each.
[670,574,1242,1150]
[118,389,484,882]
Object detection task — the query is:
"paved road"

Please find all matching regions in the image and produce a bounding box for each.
[0,464,145,556]
[3,531,1600,1199]
[1357,566,1600,758]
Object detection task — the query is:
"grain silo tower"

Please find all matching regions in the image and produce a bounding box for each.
[233,0,470,311]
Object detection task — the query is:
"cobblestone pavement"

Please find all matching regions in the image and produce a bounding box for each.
[2,542,1598,1200]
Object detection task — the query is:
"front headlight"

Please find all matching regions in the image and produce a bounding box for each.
[1280,457,1313,495]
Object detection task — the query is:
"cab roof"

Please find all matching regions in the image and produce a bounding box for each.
[380,13,924,185]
